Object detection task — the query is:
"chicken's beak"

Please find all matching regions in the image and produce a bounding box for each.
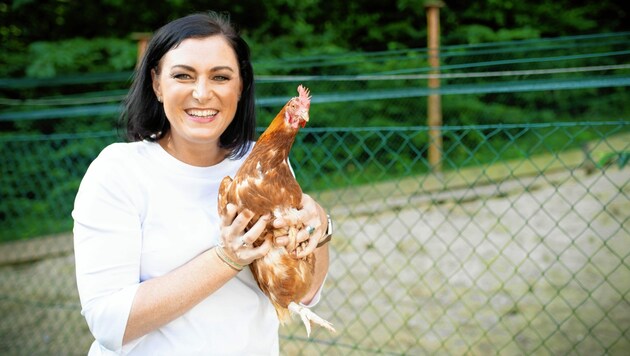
[299,111,309,128]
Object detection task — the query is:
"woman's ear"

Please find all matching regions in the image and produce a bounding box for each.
[151,68,162,101]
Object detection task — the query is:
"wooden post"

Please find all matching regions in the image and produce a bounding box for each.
[131,32,153,69]
[425,1,444,173]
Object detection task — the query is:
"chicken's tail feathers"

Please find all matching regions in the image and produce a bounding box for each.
[288,302,336,337]
[276,306,292,325]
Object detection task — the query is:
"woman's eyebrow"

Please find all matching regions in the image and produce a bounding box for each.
[170,64,196,72]
[209,65,236,72]
[170,64,235,72]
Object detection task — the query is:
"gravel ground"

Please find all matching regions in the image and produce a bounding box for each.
[1,167,628,355]
[285,167,629,355]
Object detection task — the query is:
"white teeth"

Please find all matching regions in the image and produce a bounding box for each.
[187,109,218,117]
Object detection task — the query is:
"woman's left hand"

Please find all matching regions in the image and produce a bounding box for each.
[273,193,327,258]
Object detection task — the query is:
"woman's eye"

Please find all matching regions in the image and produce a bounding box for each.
[172,73,192,80]
[214,75,229,82]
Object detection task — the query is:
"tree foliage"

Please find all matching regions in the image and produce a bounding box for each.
[1,0,628,77]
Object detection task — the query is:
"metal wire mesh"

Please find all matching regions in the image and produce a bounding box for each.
[1,31,629,355]
[0,122,628,355]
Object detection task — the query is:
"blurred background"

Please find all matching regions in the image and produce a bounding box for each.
[1,0,629,355]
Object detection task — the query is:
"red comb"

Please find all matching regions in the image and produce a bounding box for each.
[297,85,311,108]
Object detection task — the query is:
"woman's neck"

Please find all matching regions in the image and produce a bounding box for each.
[158,133,227,167]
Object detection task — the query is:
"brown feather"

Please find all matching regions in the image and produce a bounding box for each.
[218,86,314,324]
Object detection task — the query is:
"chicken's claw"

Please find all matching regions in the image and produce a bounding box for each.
[288,302,336,337]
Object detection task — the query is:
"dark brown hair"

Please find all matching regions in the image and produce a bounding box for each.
[121,12,255,158]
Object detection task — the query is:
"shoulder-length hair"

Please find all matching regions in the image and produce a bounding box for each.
[121,12,255,159]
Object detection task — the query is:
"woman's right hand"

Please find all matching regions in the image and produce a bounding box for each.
[219,203,272,266]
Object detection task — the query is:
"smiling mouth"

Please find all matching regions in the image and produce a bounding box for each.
[186,109,218,118]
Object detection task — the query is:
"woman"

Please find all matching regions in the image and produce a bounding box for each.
[73,12,331,355]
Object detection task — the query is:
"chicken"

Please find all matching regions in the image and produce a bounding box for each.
[218,85,335,336]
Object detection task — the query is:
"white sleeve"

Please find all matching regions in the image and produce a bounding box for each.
[300,274,327,308]
[72,146,143,351]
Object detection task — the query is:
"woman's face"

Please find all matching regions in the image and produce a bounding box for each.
[152,35,242,153]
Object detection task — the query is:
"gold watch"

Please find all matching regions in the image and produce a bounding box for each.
[317,214,333,248]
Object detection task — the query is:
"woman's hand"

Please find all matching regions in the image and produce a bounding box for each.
[274,194,328,258]
[219,203,272,266]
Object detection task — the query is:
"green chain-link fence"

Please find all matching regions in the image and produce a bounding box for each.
[0,122,628,355]
[1,32,629,355]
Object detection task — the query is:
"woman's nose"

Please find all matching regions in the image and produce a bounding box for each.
[192,80,212,102]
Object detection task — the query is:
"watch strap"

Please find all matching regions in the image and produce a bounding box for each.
[317,214,333,248]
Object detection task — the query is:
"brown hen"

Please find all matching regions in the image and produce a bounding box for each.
[218,85,335,336]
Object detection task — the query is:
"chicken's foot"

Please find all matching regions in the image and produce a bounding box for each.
[288,302,336,337]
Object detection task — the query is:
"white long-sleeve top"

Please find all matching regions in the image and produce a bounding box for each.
[73,141,284,355]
